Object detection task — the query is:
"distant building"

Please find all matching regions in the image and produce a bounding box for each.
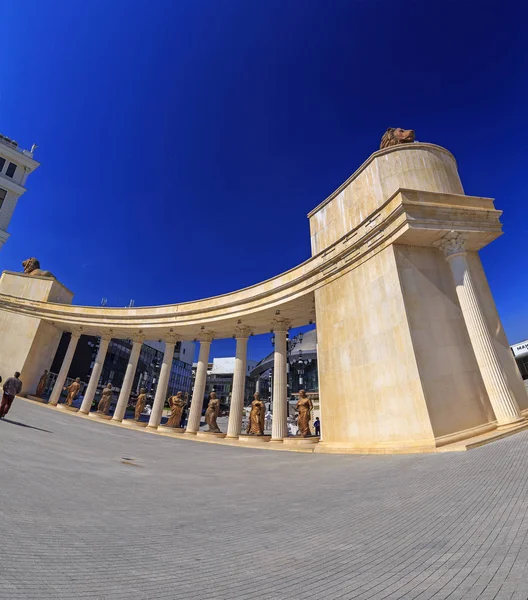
[51,334,194,400]
[250,328,318,399]
[192,356,258,408]
[0,134,39,250]
[511,339,528,381]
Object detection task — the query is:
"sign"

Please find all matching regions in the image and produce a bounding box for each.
[511,340,528,358]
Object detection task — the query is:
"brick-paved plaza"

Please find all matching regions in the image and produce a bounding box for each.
[1,399,528,600]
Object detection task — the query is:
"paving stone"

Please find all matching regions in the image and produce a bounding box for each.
[1,400,528,599]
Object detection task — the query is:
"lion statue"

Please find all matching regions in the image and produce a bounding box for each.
[380,128,415,149]
[22,258,55,279]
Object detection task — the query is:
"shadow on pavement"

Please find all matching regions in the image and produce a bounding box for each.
[1,419,53,433]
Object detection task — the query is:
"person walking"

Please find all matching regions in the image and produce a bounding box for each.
[0,372,22,419]
[314,417,321,437]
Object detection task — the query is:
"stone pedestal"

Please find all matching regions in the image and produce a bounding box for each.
[282,437,319,447]
[197,431,226,439]
[0,271,73,396]
[56,404,79,412]
[26,394,47,404]
[124,419,148,428]
[159,425,185,434]
[238,434,271,444]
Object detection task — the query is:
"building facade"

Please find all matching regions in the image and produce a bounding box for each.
[511,339,528,381]
[192,356,257,409]
[0,134,39,250]
[50,333,194,402]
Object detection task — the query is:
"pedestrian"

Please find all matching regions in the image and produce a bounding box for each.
[314,417,321,436]
[0,371,22,419]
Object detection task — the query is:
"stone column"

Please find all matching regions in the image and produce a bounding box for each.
[438,232,523,426]
[255,378,260,394]
[112,338,143,422]
[79,335,111,414]
[226,327,251,438]
[147,340,176,429]
[48,331,81,406]
[271,318,290,441]
[185,332,214,434]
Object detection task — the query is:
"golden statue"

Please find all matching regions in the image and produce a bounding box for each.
[97,383,113,415]
[64,378,81,406]
[35,370,48,398]
[167,391,186,428]
[295,389,313,437]
[135,388,147,421]
[246,392,265,435]
[204,392,221,433]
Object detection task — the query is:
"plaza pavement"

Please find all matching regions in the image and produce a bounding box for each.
[1,400,528,600]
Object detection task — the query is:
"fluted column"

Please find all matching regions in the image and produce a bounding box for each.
[185,332,214,434]
[271,318,290,441]
[147,340,176,429]
[79,335,111,414]
[438,232,523,426]
[112,338,143,422]
[226,327,251,438]
[48,331,81,406]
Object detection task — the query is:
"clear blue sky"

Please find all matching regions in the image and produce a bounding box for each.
[1,0,527,361]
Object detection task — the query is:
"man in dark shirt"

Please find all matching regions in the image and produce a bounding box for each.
[0,372,22,418]
[314,417,321,437]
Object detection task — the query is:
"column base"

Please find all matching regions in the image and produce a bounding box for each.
[269,438,284,444]
[184,430,198,436]
[497,416,526,429]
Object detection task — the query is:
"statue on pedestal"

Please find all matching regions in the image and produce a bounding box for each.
[204,392,221,433]
[167,391,186,428]
[380,128,415,149]
[22,257,55,279]
[246,392,265,435]
[64,378,81,406]
[35,370,48,398]
[135,388,147,421]
[295,390,313,438]
[97,383,113,415]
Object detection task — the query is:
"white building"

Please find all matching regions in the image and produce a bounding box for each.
[0,134,40,249]
[192,356,258,405]
[511,339,528,381]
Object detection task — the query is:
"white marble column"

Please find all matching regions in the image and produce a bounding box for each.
[271,318,290,441]
[147,340,176,429]
[79,335,111,414]
[112,338,143,422]
[226,327,251,438]
[185,332,213,434]
[438,232,523,426]
[255,378,260,394]
[48,332,81,406]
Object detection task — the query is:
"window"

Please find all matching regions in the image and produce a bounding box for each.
[5,162,16,178]
[0,158,5,172]
[0,188,6,210]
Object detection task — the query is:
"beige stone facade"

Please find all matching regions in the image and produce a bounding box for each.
[1,143,525,453]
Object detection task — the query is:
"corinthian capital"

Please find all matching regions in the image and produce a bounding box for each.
[270,317,291,333]
[234,325,252,339]
[435,231,467,258]
[198,330,215,343]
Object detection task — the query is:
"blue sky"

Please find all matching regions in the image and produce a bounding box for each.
[1,0,527,361]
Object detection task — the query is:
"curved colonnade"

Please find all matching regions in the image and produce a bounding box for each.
[1,143,527,453]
